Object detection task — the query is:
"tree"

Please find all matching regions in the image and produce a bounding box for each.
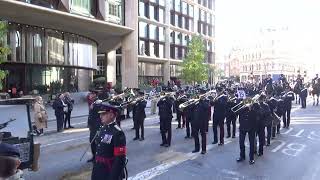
[0,21,10,90]
[180,36,208,85]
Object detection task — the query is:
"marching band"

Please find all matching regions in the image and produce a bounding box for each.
[87,73,317,179]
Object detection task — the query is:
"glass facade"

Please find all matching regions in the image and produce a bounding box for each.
[6,23,97,69]
[70,0,91,16]
[1,22,97,94]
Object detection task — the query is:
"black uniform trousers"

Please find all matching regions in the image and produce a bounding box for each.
[213,121,224,143]
[301,97,307,108]
[185,117,191,137]
[283,107,291,127]
[226,116,236,137]
[134,118,145,138]
[160,117,172,145]
[192,124,206,151]
[272,124,280,137]
[266,125,272,144]
[55,112,64,132]
[176,111,186,128]
[239,129,255,160]
[255,127,265,154]
[64,111,72,128]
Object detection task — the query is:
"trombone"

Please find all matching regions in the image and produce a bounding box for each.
[231,94,260,113]
[179,90,216,111]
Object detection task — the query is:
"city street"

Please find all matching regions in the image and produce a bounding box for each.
[24,98,320,180]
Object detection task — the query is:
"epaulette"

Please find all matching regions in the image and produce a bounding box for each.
[114,124,122,131]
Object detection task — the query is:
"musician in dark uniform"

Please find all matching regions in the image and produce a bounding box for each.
[226,89,238,138]
[183,97,195,139]
[211,86,228,145]
[175,90,188,129]
[300,85,308,109]
[91,102,126,180]
[282,86,295,128]
[158,93,174,147]
[236,100,259,164]
[132,91,147,141]
[266,97,277,145]
[273,96,284,136]
[256,94,271,156]
[87,98,102,163]
[191,89,210,154]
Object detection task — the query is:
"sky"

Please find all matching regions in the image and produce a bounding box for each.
[215,0,320,64]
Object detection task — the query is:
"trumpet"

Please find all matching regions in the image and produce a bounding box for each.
[231,94,260,113]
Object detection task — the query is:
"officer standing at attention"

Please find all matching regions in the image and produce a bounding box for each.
[282,86,295,128]
[157,93,174,147]
[132,91,147,141]
[300,85,308,109]
[91,102,126,180]
[211,86,228,145]
[236,100,259,164]
[191,90,210,154]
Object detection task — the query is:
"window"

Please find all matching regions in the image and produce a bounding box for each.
[139,22,148,38]
[170,31,174,43]
[188,5,194,17]
[70,0,91,16]
[139,1,146,17]
[175,0,181,12]
[159,8,164,23]
[159,27,165,41]
[33,33,42,63]
[149,24,157,40]
[159,0,165,6]
[139,40,146,55]
[149,4,155,21]
[182,2,188,14]
[159,44,164,58]
[150,42,156,57]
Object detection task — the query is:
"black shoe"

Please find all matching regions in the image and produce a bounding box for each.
[286,126,289,129]
[236,157,245,162]
[192,149,200,153]
[218,142,224,146]
[87,158,94,163]
[176,127,181,129]
[249,160,255,165]
[139,137,144,141]
[277,131,280,134]
[185,136,191,139]
[64,127,69,129]
[133,137,139,141]
[160,143,165,146]
[232,135,236,138]
[257,153,263,156]
[226,135,231,138]
[201,151,206,154]
[69,126,74,128]
[212,141,218,144]
[164,144,170,147]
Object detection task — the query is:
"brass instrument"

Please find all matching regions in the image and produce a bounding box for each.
[231,94,260,113]
[179,90,216,111]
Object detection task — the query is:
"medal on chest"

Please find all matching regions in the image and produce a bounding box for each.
[101,134,113,144]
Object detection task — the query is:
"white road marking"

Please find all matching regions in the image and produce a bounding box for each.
[282,143,306,157]
[290,129,305,137]
[128,140,233,180]
[281,127,294,134]
[271,140,286,153]
[41,136,89,148]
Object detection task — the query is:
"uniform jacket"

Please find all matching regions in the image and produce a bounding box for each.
[157,97,174,119]
[257,102,271,127]
[226,96,238,120]
[132,99,147,121]
[211,94,228,123]
[237,104,259,131]
[192,99,210,129]
[92,122,126,180]
[300,88,308,98]
[282,91,294,108]
[175,95,188,112]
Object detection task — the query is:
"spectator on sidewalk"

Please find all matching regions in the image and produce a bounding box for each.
[63,92,74,129]
[33,96,48,136]
[53,94,66,132]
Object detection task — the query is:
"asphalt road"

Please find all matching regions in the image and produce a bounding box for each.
[24,98,320,180]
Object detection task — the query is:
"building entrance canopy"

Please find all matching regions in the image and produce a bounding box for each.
[0,0,133,52]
